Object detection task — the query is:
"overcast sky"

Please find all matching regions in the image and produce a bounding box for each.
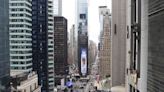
[62,0,111,44]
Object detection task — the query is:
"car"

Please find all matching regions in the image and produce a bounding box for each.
[79,86,84,89]
[83,83,86,86]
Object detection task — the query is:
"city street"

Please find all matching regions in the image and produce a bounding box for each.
[70,56,99,92]
[56,55,112,92]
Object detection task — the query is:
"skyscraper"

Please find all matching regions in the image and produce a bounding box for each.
[54,16,68,86]
[9,0,32,76]
[111,0,126,87]
[88,40,97,73]
[32,0,54,91]
[75,0,89,77]
[0,0,10,91]
[98,6,111,79]
[54,0,62,16]
[68,25,76,65]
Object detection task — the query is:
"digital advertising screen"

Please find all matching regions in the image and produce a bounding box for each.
[80,48,87,76]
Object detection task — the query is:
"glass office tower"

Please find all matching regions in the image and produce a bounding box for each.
[32,0,54,91]
[75,0,89,77]
[54,16,68,85]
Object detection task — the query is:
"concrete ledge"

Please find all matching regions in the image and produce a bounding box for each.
[111,86,125,92]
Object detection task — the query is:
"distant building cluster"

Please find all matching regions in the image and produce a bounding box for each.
[1,0,164,92]
[0,0,67,92]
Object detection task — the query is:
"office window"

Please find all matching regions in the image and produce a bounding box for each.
[80,14,86,19]
[114,24,117,34]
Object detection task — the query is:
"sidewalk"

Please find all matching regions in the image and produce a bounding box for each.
[111,86,125,92]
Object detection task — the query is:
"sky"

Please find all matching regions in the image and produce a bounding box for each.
[62,0,111,44]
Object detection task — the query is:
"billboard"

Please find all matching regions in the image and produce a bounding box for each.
[80,48,87,76]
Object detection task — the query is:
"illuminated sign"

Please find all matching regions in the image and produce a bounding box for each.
[81,48,87,76]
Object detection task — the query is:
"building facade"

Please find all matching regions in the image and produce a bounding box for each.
[126,0,147,92]
[9,0,33,76]
[11,72,41,92]
[98,7,111,79]
[32,0,54,91]
[53,0,62,16]
[0,0,10,91]
[75,0,89,77]
[88,40,97,73]
[54,16,68,85]
[111,0,126,87]
[126,0,164,92]
[68,25,76,65]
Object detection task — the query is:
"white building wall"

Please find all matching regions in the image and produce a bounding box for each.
[126,0,148,92]
[47,0,55,90]
[138,0,148,91]
[125,0,131,91]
